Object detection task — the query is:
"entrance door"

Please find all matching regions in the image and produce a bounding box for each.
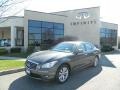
[16,29,24,46]
[41,28,54,49]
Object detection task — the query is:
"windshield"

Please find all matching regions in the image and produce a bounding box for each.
[51,42,74,52]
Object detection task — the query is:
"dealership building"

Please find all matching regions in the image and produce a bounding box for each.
[0,7,118,50]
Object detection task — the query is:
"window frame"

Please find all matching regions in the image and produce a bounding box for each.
[28,20,64,48]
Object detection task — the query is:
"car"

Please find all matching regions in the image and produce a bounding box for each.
[25,41,100,83]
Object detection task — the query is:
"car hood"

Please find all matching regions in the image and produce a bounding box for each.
[27,50,73,64]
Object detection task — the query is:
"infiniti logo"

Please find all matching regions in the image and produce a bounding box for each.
[76,12,90,19]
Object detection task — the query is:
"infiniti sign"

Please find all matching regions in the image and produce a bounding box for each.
[76,12,90,19]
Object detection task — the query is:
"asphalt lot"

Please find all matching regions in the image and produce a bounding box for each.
[0,52,120,90]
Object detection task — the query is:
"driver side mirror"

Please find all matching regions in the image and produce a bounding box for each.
[78,49,84,54]
[73,49,84,55]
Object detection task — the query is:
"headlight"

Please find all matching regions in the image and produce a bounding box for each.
[41,61,57,68]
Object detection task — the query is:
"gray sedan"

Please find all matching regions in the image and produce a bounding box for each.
[25,41,100,83]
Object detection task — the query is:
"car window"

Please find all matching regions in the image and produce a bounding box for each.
[78,44,86,52]
[51,42,74,52]
[84,43,94,51]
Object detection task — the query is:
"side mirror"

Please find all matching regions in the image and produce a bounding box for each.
[78,49,84,54]
[73,49,83,55]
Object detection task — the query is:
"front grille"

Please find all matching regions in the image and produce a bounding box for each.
[26,60,37,70]
[30,73,42,78]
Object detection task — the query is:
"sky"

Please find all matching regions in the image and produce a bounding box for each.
[2,0,120,36]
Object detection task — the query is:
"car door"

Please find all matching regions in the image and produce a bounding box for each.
[84,43,95,65]
[71,43,89,69]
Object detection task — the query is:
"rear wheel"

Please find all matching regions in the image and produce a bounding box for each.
[55,64,70,83]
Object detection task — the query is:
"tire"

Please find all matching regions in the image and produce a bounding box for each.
[55,64,70,83]
[93,57,99,67]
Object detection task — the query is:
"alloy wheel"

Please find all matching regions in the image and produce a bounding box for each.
[56,65,70,83]
[94,57,98,67]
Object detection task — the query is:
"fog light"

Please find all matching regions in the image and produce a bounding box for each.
[44,75,49,78]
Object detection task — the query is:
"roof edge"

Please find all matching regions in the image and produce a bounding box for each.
[52,6,100,13]
[0,16,24,19]
[25,10,68,17]
[101,21,118,26]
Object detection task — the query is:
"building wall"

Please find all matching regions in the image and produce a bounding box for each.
[0,7,117,50]
[24,10,67,49]
[0,16,24,27]
[0,17,24,48]
[101,21,118,49]
[0,29,10,39]
[53,7,101,46]
[101,22,118,29]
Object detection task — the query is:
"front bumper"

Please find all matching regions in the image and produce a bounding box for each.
[25,66,57,81]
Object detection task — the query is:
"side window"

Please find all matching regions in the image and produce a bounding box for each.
[85,43,94,51]
[78,44,85,52]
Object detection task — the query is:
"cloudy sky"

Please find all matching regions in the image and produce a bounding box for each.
[3,0,120,35]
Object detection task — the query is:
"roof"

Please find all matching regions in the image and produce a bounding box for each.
[61,41,87,45]
[52,6,100,13]
[25,10,68,17]
[0,16,24,19]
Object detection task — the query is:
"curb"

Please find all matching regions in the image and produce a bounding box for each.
[0,68,25,76]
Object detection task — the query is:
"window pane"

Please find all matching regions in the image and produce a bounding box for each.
[100,33,105,37]
[29,34,41,39]
[16,30,24,46]
[54,35,64,40]
[29,40,41,46]
[42,28,54,34]
[28,27,41,33]
[42,34,54,40]
[28,20,42,27]
[54,29,64,34]
[54,23,64,29]
[52,43,74,52]
[106,34,109,38]
[100,28,105,33]
[106,29,109,33]
[42,22,53,28]
[85,43,93,51]
[79,44,85,51]
[29,40,34,46]
[28,20,64,48]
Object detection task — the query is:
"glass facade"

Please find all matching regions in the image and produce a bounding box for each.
[0,39,11,47]
[0,28,24,47]
[28,20,64,49]
[100,28,117,46]
[0,30,11,47]
[16,30,24,46]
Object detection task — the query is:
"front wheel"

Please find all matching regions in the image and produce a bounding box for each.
[55,64,70,83]
[93,57,99,67]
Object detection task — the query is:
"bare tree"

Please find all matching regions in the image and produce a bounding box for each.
[0,0,25,17]
[0,0,27,25]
